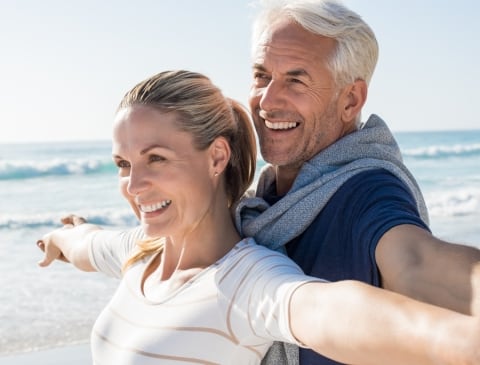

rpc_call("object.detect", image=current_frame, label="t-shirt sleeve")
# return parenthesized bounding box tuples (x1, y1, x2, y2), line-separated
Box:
(350, 170, 430, 273)
(219, 240, 325, 346)
(288, 169, 430, 286)
(247, 270, 322, 347)
(87, 226, 146, 278)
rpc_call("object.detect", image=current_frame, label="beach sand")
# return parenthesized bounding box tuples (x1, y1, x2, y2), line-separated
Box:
(0, 344, 91, 365)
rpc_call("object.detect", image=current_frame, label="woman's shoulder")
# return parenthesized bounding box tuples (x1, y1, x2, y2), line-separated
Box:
(221, 237, 303, 274)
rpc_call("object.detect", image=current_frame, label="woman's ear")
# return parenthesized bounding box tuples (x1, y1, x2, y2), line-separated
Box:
(209, 136, 231, 177)
(338, 79, 367, 123)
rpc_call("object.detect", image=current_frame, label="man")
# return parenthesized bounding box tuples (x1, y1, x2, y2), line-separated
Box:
(232, 0, 480, 364)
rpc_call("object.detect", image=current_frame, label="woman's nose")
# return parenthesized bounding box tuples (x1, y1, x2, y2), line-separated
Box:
(126, 167, 151, 196)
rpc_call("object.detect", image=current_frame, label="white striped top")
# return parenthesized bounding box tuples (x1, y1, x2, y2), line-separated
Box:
(88, 229, 321, 364)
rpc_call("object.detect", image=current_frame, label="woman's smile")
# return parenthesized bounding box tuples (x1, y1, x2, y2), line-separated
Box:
(139, 199, 172, 214)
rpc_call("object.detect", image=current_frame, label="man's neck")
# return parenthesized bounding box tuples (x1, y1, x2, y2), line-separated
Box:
(275, 165, 301, 196)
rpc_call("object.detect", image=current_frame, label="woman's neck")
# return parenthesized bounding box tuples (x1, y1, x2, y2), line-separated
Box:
(141, 216, 240, 299)
(157, 212, 240, 281)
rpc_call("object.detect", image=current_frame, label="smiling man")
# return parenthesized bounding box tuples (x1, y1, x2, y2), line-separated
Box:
(234, 1, 480, 364)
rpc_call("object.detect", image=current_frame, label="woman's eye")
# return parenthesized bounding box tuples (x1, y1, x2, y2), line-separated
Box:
(116, 160, 130, 168)
(149, 154, 166, 163)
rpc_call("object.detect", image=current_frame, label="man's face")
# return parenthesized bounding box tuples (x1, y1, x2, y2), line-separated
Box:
(249, 20, 348, 171)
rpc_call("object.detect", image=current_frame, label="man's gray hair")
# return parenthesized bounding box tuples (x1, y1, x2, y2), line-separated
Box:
(251, 0, 379, 89)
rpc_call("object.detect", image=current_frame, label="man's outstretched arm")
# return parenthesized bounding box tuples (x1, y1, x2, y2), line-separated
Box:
(376, 224, 480, 315)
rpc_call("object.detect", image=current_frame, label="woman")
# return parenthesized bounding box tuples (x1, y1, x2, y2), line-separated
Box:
(37, 70, 480, 365)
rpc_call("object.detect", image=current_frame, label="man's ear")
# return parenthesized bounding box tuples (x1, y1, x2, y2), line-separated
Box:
(209, 136, 231, 177)
(338, 79, 367, 123)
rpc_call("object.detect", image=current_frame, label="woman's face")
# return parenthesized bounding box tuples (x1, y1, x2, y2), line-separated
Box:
(112, 105, 217, 239)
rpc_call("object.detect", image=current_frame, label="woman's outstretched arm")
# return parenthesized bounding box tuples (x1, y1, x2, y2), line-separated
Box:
(290, 280, 480, 365)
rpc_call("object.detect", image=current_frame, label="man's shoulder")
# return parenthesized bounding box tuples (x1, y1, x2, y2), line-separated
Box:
(341, 168, 405, 187)
(303, 168, 419, 235)
(328, 168, 410, 205)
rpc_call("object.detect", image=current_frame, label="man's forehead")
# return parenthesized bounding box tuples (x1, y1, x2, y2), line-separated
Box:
(253, 32, 335, 78)
(254, 20, 336, 62)
(256, 19, 305, 48)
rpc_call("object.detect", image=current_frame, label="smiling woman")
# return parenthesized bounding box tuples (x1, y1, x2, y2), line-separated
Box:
(112, 106, 214, 237)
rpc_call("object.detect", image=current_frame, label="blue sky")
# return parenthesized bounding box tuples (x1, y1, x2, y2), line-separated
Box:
(1, 0, 479, 143)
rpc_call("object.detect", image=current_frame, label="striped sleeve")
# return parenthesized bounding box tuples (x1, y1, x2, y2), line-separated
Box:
(218, 239, 325, 346)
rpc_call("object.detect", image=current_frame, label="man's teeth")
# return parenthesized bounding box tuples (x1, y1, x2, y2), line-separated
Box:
(265, 120, 298, 130)
(140, 200, 172, 213)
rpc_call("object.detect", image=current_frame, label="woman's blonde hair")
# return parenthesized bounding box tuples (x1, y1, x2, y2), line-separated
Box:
(118, 70, 257, 269)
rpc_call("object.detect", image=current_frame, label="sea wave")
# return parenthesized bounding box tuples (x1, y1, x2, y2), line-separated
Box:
(2, 189, 478, 231)
(0, 158, 116, 180)
(425, 187, 480, 217)
(403, 143, 480, 159)
(0, 208, 138, 230)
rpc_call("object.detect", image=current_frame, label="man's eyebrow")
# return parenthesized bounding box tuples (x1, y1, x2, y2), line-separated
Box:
(252, 63, 267, 72)
(252, 64, 312, 81)
(286, 68, 312, 81)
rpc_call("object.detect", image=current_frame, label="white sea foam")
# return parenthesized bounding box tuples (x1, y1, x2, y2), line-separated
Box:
(0, 207, 138, 230)
(403, 143, 480, 158)
(0, 158, 113, 180)
(425, 187, 480, 217)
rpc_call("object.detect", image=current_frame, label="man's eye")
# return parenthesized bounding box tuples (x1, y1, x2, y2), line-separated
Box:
(288, 78, 304, 84)
(254, 72, 270, 80)
(253, 73, 271, 86)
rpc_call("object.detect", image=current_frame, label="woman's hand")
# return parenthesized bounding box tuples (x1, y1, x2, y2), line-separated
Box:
(37, 214, 87, 267)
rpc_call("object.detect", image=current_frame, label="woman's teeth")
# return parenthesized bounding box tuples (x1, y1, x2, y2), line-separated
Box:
(140, 200, 172, 213)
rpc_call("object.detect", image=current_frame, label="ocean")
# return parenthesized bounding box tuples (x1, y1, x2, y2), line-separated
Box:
(1, 129, 479, 355)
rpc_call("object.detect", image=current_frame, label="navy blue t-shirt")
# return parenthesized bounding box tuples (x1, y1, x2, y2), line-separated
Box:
(264, 169, 429, 365)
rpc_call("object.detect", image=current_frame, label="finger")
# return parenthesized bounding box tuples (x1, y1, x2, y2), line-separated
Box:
(61, 215, 75, 225)
(37, 241, 69, 264)
(36, 240, 45, 252)
(61, 214, 87, 226)
(72, 216, 87, 225)
(37, 239, 62, 267)
(37, 251, 57, 267)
